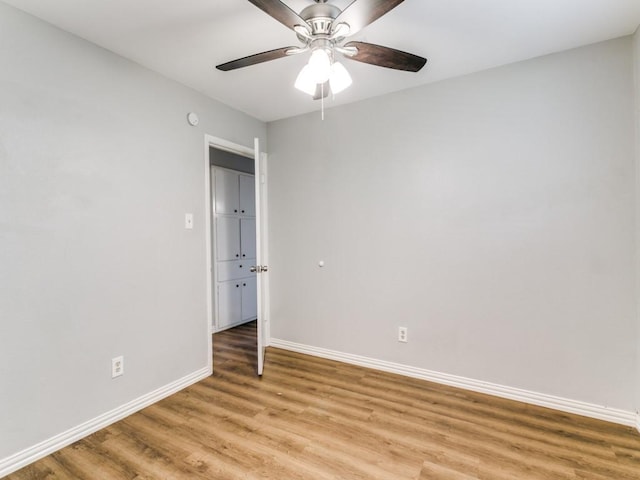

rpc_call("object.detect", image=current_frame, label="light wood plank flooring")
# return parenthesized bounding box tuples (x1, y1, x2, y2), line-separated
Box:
(7, 322, 640, 479)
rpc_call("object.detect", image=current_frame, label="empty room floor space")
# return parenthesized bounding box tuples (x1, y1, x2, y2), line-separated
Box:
(7, 324, 640, 479)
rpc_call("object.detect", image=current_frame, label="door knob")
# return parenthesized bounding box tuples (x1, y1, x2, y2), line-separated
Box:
(250, 266, 257, 273)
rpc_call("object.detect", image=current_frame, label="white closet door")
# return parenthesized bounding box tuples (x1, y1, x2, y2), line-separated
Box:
(215, 169, 240, 215)
(240, 218, 256, 260)
(215, 216, 240, 261)
(239, 174, 255, 216)
(241, 277, 257, 321)
(218, 281, 242, 328)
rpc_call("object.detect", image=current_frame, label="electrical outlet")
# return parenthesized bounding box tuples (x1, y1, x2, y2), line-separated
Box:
(112, 356, 124, 378)
(398, 327, 408, 343)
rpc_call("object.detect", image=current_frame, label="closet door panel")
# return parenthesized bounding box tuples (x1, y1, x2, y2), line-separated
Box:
(216, 217, 240, 261)
(240, 218, 256, 260)
(241, 277, 258, 321)
(217, 260, 246, 282)
(215, 169, 240, 215)
(218, 281, 242, 328)
(239, 174, 255, 216)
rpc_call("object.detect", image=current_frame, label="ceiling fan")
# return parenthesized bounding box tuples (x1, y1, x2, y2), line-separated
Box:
(216, 0, 427, 100)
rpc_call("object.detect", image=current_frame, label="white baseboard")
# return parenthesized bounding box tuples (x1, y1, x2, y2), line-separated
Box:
(269, 338, 638, 429)
(0, 366, 211, 478)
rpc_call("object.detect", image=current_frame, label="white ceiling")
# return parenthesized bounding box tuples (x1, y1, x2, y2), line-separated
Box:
(4, 0, 640, 122)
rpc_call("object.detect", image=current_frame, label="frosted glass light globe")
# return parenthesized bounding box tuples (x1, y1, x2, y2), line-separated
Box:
(308, 49, 331, 84)
(294, 65, 316, 96)
(329, 62, 352, 94)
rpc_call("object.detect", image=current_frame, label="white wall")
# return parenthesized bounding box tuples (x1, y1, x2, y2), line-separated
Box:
(267, 37, 637, 412)
(0, 1, 265, 464)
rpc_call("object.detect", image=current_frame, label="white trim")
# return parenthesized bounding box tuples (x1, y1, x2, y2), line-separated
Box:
(254, 138, 265, 375)
(0, 367, 210, 478)
(204, 138, 215, 365)
(260, 152, 271, 346)
(269, 338, 638, 428)
(204, 135, 270, 345)
(205, 135, 254, 159)
(634, 28, 640, 437)
(204, 134, 270, 362)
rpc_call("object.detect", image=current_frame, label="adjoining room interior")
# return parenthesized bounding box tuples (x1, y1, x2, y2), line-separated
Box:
(2, 0, 640, 478)
(209, 146, 259, 360)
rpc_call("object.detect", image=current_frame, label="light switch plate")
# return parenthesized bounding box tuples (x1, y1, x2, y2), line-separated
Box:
(185, 213, 194, 229)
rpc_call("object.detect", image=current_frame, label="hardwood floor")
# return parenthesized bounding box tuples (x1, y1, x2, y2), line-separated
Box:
(7, 322, 640, 479)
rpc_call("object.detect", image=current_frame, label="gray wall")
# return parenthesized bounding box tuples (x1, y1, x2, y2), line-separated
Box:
(267, 37, 637, 412)
(0, 2, 265, 460)
(210, 147, 254, 174)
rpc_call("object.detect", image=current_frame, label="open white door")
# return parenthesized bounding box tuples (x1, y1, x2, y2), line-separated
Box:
(253, 137, 267, 376)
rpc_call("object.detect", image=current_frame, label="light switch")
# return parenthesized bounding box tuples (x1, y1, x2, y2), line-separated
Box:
(185, 213, 194, 229)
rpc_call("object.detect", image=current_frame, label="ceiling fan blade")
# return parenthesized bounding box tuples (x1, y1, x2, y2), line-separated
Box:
(313, 82, 330, 101)
(216, 47, 297, 71)
(248, 0, 309, 32)
(333, 0, 405, 36)
(344, 41, 427, 72)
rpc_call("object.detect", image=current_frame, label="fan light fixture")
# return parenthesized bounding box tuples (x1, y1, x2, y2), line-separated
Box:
(295, 48, 352, 97)
(216, 0, 427, 108)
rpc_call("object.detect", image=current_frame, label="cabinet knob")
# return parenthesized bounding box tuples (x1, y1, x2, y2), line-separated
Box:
(243, 283, 246, 287)
(239, 265, 243, 268)
(236, 284, 239, 288)
(241, 210, 245, 213)
(235, 254, 239, 257)
(234, 209, 238, 213)
(242, 254, 246, 257)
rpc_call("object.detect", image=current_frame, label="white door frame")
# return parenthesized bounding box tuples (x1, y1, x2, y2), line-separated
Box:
(204, 134, 269, 372)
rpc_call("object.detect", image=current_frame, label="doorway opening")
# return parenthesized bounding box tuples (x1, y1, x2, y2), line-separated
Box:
(204, 135, 268, 376)
(210, 153, 257, 334)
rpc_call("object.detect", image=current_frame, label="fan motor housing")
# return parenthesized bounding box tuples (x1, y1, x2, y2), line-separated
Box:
(300, 3, 340, 36)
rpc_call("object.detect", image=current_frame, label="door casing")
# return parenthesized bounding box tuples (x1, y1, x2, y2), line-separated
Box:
(204, 135, 269, 374)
